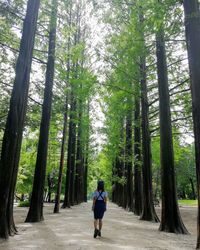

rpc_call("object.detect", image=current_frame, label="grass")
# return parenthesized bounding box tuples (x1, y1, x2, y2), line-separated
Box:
(178, 199, 197, 206)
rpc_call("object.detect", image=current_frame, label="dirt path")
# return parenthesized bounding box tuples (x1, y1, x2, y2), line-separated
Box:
(0, 202, 197, 250)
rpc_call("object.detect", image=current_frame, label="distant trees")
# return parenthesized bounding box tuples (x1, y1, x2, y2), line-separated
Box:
(61, 0, 94, 208)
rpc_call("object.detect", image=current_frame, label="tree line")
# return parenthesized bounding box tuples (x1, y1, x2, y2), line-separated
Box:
(1, 0, 200, 249)
(93, 0, 200, 248)
(0, 0, 95, 239)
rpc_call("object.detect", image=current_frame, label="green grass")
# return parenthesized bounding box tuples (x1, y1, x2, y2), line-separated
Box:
(178, 199, 197, 206)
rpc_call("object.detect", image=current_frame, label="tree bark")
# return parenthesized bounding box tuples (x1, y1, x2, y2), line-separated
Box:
(114, 153, 124, 207)
(54, 93, 69, 213)
(47, 174, 53, 203)
(140, 57, 159, 222)
(0, 0, 40, 238)
(83, 101, 90, 202)
(75, 100, 83, 204)
(68, 6, 80, 206)
(26, 0, 57, 222)
(183, 0, 200, 245)
(69, 92, 77, 207)
(62, 89, 76, 208)
(125, 109, 134, 211)
(133, 95, 142, 216)
(83, 149, 88, 202)
(156, 28, 188, 233)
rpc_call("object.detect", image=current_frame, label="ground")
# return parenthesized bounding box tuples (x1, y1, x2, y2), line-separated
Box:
(0, 202, 197, 250)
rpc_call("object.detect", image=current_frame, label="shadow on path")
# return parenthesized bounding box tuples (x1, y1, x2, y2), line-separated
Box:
(0, 202, 197, 250)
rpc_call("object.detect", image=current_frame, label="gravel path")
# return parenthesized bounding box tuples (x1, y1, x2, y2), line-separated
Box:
(0, 202, 197, 250)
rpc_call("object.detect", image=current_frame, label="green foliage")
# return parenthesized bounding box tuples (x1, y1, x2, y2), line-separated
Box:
(176, 144, 196, 199)
(88, 149, 113, 198)
(18, 200, 30, 207)
(16, 135, 37, 195)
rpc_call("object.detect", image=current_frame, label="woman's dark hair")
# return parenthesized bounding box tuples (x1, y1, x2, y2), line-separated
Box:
(97, 180, 104, 191)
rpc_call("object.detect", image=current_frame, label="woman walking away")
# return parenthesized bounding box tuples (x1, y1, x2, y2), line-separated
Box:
(92, 180, 107, 238)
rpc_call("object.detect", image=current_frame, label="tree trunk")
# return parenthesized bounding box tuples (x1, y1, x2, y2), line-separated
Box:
(116, 125, 125, 207)
(69, 92, 77, 207)
(54, 93, 69, 213)
(75, 101, 83, 204)
(68, 6, 80, 206)
(112, 161, 117, 203)
(62, 89, 76, 208)
(26, 0, 57, 222)
(133, 95, 142, 216)
(83, 101, 90, 202)
(156, 28, 188, 233)
(183, 0, 200, 244)
(0, 0, 40, 238)
(115, 154, 123, 207)
(122, 146, 127, 209)
(58, 2, 72, 208)
(140, 57, 159, 222)
(125, 110, 134, 211)
(83, 150, 88, 202)
(47, 173, 53, 203)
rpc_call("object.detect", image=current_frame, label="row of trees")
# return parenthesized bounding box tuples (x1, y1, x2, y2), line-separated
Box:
(95, 0, 200, 247)
(1, 0, 200, 248)
(0, 0, 95, 239)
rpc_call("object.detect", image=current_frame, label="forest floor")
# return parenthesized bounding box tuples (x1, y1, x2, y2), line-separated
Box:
(0, 201, 197, 250)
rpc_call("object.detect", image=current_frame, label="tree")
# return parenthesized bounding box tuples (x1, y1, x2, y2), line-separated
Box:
(183, 0, 200, 246)
(140, 56, 159, 222)
(26, 0, 58, 222)
(75, 96, 84, 204)
(125, 96, 134, 211)
(156, 26, 188, 233)
(133, 93, 142, 215)
(83, 101, 90, 202)
(53, 92, 69, 213)
(0, 0, 40, 238)
(62, 86, 77, 208)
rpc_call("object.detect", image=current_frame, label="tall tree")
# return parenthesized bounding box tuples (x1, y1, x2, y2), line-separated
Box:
(140, 57, 159, 222)
(26, 0, 58, 222)
(183, 0, 200, 246)
(125, 100, 134, 211)
(54, 7, 71, 211)
(0, 0, 40, 238)
(53, 92, 69, 213)
(156, 27, 188, 233)
(68, 88, 77, 206)
(62, 87, 77, 208)
(135, 5, 159, 222)
(133, 94, 142, 215)
(75, 98, 84, 204)
(83, 100, 90, 202)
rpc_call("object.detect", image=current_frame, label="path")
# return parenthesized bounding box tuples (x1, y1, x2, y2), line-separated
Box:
(0, 202, 197, 250)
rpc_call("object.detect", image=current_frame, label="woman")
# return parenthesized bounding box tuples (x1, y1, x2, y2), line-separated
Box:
(92, 180, 107, 238)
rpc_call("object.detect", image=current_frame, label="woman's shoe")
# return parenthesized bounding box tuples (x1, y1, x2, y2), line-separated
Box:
(94, 229, 99, 238)
(98, 230, 101, 237)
